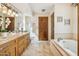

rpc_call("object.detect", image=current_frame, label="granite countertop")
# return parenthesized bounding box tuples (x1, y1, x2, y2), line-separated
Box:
(0, 32, 29, 45)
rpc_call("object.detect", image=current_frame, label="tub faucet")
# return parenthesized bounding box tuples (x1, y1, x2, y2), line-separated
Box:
(57, 38, 63, 42)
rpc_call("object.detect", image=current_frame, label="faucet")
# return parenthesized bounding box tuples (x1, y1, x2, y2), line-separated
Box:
(57, 37, 63, 42)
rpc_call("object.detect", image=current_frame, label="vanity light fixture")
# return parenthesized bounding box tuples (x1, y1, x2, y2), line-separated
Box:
(1, 3, 20, 17)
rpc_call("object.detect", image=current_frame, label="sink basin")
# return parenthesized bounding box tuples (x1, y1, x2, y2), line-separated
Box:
(10, 33, 16, 36)
(0, 32, 16, 40)
(1, 33, 9, 38)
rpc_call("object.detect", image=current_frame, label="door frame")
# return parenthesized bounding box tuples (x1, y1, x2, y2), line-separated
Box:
(77, 3, 79, 56)
(38, 16, 48, 41)
(51, 13, 54, 39)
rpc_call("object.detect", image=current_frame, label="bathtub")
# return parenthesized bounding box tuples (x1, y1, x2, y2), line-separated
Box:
(54, 39, 77, 56)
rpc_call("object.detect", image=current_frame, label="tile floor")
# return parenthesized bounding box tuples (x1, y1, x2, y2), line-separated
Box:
(22, 41, 53, 56)
(22, 33, 53, 56)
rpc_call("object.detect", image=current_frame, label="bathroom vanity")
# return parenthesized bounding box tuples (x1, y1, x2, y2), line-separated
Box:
(0, 32, 30, 56)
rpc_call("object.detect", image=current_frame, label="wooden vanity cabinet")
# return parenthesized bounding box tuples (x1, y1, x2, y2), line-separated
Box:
(0, 40, 16, 56)
(23, 34, 30, 48)
(17, 37, 26, 55)
(0, 33, 30, 56)
(6, 40, 16, 56)
(0, 43, 9, 56)
(16, 34, 30, 56)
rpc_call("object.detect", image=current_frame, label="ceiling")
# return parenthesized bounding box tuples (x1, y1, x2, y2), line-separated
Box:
(29, 3, 54, 15)
(11, 3, 54, 15)
(11, 3, 32, 13)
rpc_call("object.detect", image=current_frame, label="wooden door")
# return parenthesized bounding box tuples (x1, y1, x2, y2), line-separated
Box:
(51, 13, 54, 39)
(39, 17, 48, 41)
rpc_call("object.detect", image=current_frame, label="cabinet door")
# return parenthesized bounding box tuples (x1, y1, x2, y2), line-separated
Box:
(0, 43, 9, 56)
(18, 44, 24, 55)
(16, 34, 30, 56)
(6, 46, 16, 56)
(0, 49, 9, 56)
(8, 40, 16, 56)
(24, 34, 30, 48)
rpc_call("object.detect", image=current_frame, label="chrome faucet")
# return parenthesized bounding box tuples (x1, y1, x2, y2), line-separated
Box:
(57, 38, 63, 42)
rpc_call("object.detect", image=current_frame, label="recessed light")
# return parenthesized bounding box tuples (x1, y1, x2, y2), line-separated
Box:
(42, 9, 46, 12)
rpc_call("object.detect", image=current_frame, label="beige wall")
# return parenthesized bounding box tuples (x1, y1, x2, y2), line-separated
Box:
(49, 3, 77, 40)
(31, 16, 38, 36)
(25, 16, 31, 32)
(72, 6, 77, 40)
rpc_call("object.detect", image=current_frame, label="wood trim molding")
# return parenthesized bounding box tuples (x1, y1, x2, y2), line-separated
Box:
(77, 3, 79, 56)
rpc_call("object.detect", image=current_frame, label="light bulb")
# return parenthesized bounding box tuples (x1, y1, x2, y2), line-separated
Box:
(13, 11, 16, 15)
(2, 6, 7, 14)
(8, 9, 12, 15)
(11, 12, 14, 17)
(15, 13, 18, 16)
